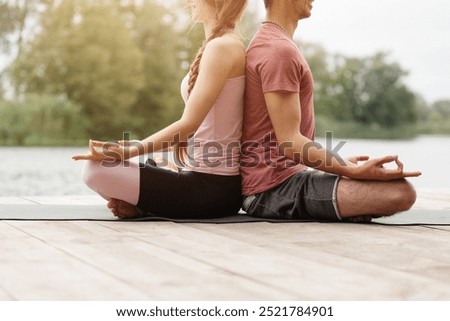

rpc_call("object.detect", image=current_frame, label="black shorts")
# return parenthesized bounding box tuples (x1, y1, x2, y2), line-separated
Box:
(242, 170, 341, 221)
(137, 159, 242, 219)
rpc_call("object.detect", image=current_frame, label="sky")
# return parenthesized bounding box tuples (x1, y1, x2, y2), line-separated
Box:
(251, 0, 450, 104)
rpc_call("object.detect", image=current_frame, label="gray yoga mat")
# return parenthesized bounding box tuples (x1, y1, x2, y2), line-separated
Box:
(0, 204, 449, 225)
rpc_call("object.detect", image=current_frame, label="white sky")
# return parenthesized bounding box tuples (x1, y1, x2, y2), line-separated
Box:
(266, 0, 450, 103)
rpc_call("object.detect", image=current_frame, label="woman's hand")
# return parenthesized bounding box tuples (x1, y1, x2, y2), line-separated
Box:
(72, 140, 141, 161)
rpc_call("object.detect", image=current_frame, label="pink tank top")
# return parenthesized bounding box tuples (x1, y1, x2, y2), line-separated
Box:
(180, 75, 245, 176)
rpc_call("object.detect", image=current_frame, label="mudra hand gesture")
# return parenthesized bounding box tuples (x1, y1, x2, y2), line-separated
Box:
(345, 155, 422, 181)
(72, 140, 141, 161)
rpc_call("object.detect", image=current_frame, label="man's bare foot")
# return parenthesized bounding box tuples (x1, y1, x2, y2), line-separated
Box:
(107, 198, 143, 219)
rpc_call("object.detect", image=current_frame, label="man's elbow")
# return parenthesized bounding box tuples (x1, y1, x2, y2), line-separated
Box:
(278, 142, 301, 163)
(278, 138, 323, 165)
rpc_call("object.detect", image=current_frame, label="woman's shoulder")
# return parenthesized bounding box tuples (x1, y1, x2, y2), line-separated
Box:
(202, 34, 246, 78)
(205, 34, 245, 58)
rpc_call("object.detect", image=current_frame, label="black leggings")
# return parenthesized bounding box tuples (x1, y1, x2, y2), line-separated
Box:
(136, 159, 242, 219)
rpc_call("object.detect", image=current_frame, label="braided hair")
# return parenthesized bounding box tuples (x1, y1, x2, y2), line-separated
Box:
(187, 0, 247, 94)
(174, 0, 246, 168)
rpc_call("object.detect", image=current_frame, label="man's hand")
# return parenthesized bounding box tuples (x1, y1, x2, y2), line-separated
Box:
(346, 155, 370, 166)
(347, 155, 422, 181)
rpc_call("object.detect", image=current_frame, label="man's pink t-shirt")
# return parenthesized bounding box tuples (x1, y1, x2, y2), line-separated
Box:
(241, 24, 315, 196)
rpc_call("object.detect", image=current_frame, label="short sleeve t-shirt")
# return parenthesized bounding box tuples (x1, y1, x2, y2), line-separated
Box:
(241, 24, 315, 195)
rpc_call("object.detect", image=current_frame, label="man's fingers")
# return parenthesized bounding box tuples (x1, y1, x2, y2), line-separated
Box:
(347, 155, 369, 165)
(356, 155, 370, 162)
(380, 168, 422, 179)
(375, 155, 398, 166)
(402, 171, 422, 177)
(377, 156, 421, 178)
(395, 157, 404, 172)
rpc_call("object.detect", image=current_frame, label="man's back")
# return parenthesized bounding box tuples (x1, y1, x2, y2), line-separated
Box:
(241, 23, 315, 196)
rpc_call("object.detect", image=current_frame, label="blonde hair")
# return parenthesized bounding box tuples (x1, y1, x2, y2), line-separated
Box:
(187, 0, 247, 94)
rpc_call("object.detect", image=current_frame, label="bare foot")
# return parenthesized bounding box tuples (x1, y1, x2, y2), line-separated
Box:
(107, 199, 143, 219)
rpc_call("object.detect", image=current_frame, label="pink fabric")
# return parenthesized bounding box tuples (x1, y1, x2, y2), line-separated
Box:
(181, 75, 245, 176)
(82, 160, 140, 205)
(241, 24, 315, 195)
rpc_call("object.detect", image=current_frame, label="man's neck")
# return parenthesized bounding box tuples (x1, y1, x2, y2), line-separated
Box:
(265, 12, 298, 38)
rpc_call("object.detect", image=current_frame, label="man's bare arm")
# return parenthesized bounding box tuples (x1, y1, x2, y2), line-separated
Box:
(264, 91, 421, 180)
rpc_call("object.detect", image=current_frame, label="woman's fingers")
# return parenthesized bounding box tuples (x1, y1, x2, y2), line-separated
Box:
(72, 154, 93, 161)
(90, 140, 105, 147)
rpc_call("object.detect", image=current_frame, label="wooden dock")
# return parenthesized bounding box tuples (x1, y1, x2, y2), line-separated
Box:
(1, 190, 449, 301)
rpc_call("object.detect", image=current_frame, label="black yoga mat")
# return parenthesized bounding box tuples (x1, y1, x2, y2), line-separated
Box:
(0, 204, 449, 225)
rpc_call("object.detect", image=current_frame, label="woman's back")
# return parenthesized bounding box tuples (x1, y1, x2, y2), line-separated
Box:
(182, 74, 245, 175)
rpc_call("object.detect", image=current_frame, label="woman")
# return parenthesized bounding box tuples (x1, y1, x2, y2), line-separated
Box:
(73, 0, 247, 219)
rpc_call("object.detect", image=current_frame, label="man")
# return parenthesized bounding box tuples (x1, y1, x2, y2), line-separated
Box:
(241, 0, 421, 222)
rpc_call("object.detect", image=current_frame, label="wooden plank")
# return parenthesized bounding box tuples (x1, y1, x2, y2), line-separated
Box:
(415, 190, 450, 210)
(194, 222, 450, 299)
(0, 221, 150, 300)
(20, 195, 104, 206)
(0, 286, 14, 300)
(0, 197, 36, 205)
(100, 221, 450, 300)
(6, 221, 294, 300)
(422, 226, 450, 232)
(195, 222, 450, 285)
(3, 208, 450, 300)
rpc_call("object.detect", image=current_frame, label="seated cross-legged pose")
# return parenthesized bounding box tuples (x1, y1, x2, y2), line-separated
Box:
(240, 0, 422, 222)
(73, 0, 248, 219)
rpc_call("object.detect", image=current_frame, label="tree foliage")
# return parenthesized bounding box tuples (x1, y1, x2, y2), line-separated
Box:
(0, 94, 88, 145)
(124, 0, 191, 138)
(0, 1, 16, 53)
(304, 46, 419, 129)
(10, 0, 145, 138)
(2, 1, 445, 145)
(429, 100, 450, 120)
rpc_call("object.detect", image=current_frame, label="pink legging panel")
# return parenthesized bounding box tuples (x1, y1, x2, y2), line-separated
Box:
(82, 160, 140, 205)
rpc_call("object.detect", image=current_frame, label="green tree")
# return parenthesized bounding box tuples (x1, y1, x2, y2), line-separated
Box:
(0, 1, 16, 96)
(0, 1, 17, 53)
(429, 100, 450, 120)
(417, 99, 450, 135)
(0, 0, 53, 56)
(123, 0, 189, 138)
(312, 52, 418, 128)
(1, 0, 54, 89)
(10, 0, 145, 139)
(0, 94, 88, 145)
(300, 43, 341, 119)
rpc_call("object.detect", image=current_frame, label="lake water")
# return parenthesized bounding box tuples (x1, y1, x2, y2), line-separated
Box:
(0, 135, 449, 196)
